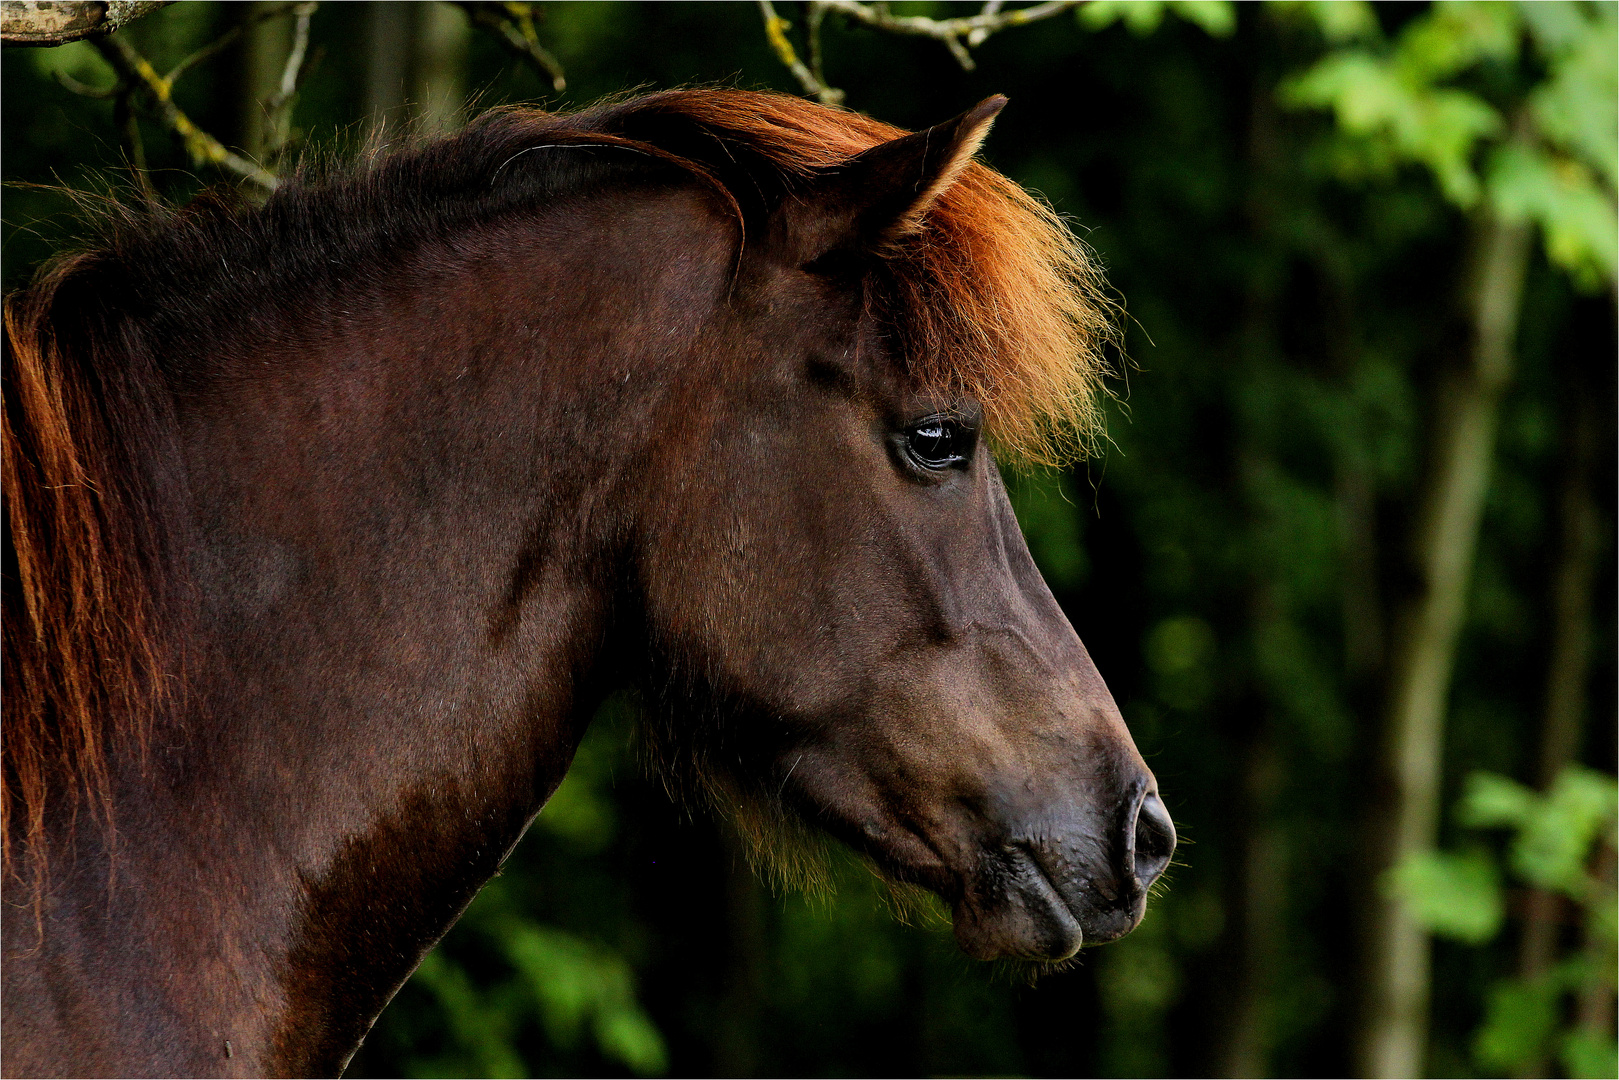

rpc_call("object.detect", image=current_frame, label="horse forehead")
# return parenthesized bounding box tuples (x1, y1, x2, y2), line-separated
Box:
(724, 268, 887, 373)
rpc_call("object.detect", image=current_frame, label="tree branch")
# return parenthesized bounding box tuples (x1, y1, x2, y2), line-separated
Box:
(456, 2, 565, 92)
(91, 33, 280, 190)
(816, 0, 1081, 71)
(51, 65, 118, 97)
(113, 86, 155, 200)
(966, 0, 1006, 47)
(758, 0, 843, 105)
(162, 1, 306, 85)
(2, 0, 170, 47)
(760, 0, 1081, 102)
(262, 2, 317, 162)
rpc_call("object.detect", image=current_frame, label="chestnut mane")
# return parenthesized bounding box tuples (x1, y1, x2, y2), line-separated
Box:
(1, 88, 1115, 881)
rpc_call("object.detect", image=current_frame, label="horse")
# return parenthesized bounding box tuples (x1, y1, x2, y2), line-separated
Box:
(1, 88, 1175, 1077)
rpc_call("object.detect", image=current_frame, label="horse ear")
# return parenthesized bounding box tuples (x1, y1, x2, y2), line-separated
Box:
(776, 95, 1008, 265)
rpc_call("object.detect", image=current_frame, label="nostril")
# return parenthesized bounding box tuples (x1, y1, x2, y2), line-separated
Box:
(1132, 793, 1176, 888)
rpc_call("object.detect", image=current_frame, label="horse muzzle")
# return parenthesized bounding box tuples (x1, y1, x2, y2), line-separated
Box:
(949, 784, 1176, 961)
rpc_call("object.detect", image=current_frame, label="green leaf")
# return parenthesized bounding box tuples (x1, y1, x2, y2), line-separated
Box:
(1165, 1, 1236, 37)
(1081, 0, 1168, 34)
(1561, 1030, 1619, 1080)
(1387, 849, 1504, 943)
(1393, 2, 1520, 84)
(596, 1005, 672, 1075)
(1280, 51, 1503, 205)
(407, 952, 527, 1078)
(1519, 0, 1590, 55)
(1509, 766, 1619, 894)
(1458, 769, 1536, 829)
(1266, 0, 1381, 44)
(1473, 977, 1560, 1072)
(1528, 2, 1619, 190)
(498, 922, 669, 1075)
(1490, 140, 1618, 289)
(1080, 0, 1235, 37)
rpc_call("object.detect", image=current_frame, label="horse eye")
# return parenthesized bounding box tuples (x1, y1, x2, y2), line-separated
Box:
(905, 417, 968, 471)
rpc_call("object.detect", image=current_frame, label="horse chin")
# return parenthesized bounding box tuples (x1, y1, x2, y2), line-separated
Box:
(947, 850, 1149, 961)
(949, 855, 1085, 962)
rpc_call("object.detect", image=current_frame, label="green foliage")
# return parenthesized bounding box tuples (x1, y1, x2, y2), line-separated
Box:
(1524, 2, 1619, 190)
(1080, 0, 1236, 38)
(1563, 1027, 1619, 1079)
(1392, 766, 1618, 1076)
(1460, 766, 1619, 895)
(1094, 908, 1180, 1077)
(397, 882, 668, 1078)
(1472, 957, 1619, 1079)
(1474, 973, 1563, 1074)
(1388, 848, 1504, 944)
(1278, 0, 1619, 286)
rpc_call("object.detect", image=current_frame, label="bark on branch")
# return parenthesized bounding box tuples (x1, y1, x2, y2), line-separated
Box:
(1, 0, 169, 47)
(456, 2, 565, 92)
(91, 33, 280, 190)
(760, 0, 1081, 105)
(817, 0, 1081, 70)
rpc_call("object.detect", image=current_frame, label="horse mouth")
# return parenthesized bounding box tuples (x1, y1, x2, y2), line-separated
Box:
(949, 845, 1088, 961)
(942, 833, 1154, 962)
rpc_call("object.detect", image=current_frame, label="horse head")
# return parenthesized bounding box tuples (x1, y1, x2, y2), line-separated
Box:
(633, 97, 1174, 960)
(2, 89, 1174, 1077)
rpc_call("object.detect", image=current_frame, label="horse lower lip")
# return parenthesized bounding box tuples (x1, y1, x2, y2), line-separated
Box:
(953, 849, 1084, 961)
(1024, 852, 1086, 943)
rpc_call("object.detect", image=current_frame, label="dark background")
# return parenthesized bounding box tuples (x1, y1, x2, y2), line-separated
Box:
(3, 3, 1614, 1076)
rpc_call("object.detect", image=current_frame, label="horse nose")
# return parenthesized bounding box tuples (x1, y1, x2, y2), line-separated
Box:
(1130, 790, 1175, 890)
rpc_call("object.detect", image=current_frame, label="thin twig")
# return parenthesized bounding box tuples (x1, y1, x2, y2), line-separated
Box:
(806, 1, 832, 93)
(263, 2, 317, 162)
(91, 35, 279, 190)
(822, 0, 1080, 37)
(113, 91, 156, 200)
(967, 0, 1006, 47)
(758, 0, 844, 105)
(457, 2, 565, 92)
(818, 0, 1081, 71)
(761, 0, 1080, 102)
(163, 1, 305, 84)
(277, 4, 315, 98)
(52, 69, 119, 99)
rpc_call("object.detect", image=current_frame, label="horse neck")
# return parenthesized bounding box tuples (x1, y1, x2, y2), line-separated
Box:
(34, 193, 731, 1075)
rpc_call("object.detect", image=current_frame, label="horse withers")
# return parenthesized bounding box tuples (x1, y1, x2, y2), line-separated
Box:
(1, 90, 1174, 1076)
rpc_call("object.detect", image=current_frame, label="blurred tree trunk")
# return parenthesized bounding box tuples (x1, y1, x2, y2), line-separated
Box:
(1514, 352, 1600, 1076)
(1355, 205, 1533, 1078)
(1221, 67, 1289, 1078)
(715, 850, 765, 1077)
(238, 2, 291, 163)
(365, 2, 467, 141)
(1223, 724, 1286, 1078)
(1528, 389, 1598, 802)
(1573, 840, 1618, 1057)
(365, 1, 412, 139)
(413, 2, 468, 136)
(1315, 252, 1384, 684)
